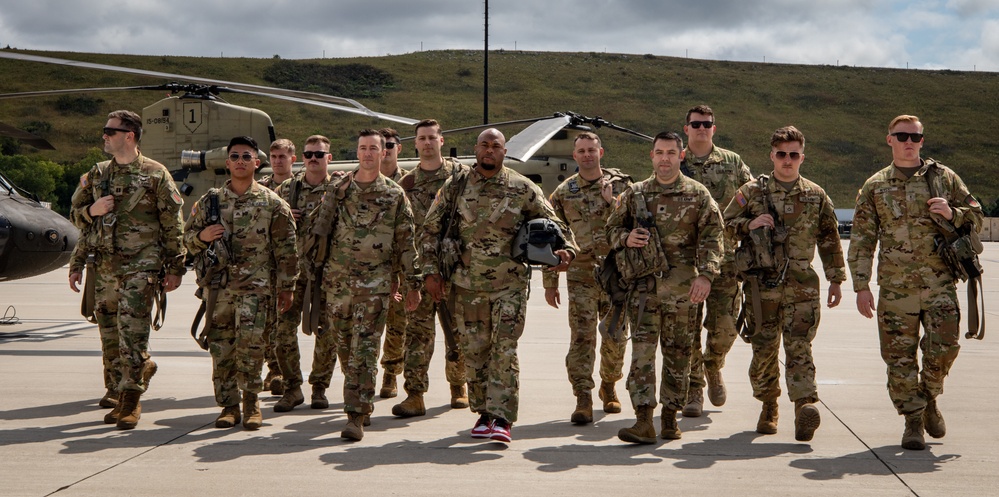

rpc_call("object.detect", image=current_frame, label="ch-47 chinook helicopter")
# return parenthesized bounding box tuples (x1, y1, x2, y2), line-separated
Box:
(0, 51, 653, 223)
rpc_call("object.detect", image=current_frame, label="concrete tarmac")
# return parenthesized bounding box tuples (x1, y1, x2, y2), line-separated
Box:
(1, 240, 997, 497)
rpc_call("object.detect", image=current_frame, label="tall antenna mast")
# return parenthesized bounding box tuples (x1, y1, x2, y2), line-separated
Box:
(483, 0, 489, 125)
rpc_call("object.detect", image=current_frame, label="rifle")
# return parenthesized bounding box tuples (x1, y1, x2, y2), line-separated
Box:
(190, 191, 230, 350)
(434, 170, 469, 362)
(736, 176, 788, 343)
(301, 173, 352, 336)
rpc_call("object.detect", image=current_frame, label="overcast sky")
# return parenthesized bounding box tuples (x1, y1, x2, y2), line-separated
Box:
(1, 0, 998, 71)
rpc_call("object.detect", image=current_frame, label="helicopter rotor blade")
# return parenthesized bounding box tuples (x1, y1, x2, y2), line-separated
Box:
(0, 122, 55, 150)
(222, 88, 417, 125)
(504, 114, 573, 162)
(0, 85, 176, 101)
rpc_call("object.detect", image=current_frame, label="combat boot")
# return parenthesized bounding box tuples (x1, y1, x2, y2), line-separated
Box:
(99, 388, 118, 409)
(794, 399, 821, 442)
(273, 386, 304, 413)
(104, 392, 125, 424)
(116, 390, 142, 430)
(450, 384, 469, 409)
(598, 381, 622, 413)
(140, 359, 158, 390)
(682, 388, 704, 417)
(660, 407, 681, 440)
(706, 369, 727, 407)
(341, 412, 365, 441)
(311, 385, 329, 409)
(379, 372, 398, 399)
(242, 391, 262, 430)
(263, 370, 284, 396)
(617, 405, 657, 444)
(756, 400, 778, 435)
(923, 398, 946, 438)
(392, 393, 427, 417)
(902, 413, 926, 450)
(570, 391, 594, 425)
(214, 405, 241, 428)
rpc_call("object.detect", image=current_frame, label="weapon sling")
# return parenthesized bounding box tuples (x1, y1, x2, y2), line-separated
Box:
(435, 169, 470, 362)
(739, 176, 788, 343)
(302, 173, 353, 336)
(81, 254, 97, 323)
(190, 191, 227, 350)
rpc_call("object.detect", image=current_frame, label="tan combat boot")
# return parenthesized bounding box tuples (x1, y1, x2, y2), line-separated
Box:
(242, 391, 262, 430)
(794, 399, 821, 442)
(104, 392, 125, 424)
(273, 386, 304, 413)
(263, 370, 284, 396)
(570, 391, 593, 425)
(140, 359, 158, 389)
(598, 381, 622, 414)
(923, 398, 946, 438)
(617, 405, 657, 444)
(392, 393, 427, 417)
(116, 390, 142, 430)
(682, 388, 704, 417)
(311, 385, 329, 409)
(661, 407, 681, 440)
(215, 405, 241, 428)
(99, 388, 118, 408)
(902, 413, 926, 450)
(756, 400, 778, 435)
(706, 369, 727, 407)
(450, 384, 469, 409)
(342, 412, 365, 441)
(379, 372, 397, 399)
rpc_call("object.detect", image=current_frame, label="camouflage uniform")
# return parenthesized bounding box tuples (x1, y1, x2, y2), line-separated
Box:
(258, 174, 285, 389)
(68, 240, 121, 394)
(543, 169, 630, 396)
(724, 175, 845, 403)
(420, 166, 577, 423)
(681, 146, 752, 392)
(605, 175, 723, 411)
(848, 159, 983, 416)
(397, 159, 468, 395)
(320, 174, 419, 416)
(69, 155, 186, 394)
(380, 168, 408, 383)
(184, 180, 299, 407)
(273, 173, 332, 392)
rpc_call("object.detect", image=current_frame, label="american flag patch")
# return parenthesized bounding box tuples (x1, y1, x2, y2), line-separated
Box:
(80, 174, 89, 188)
(735, 190, 747, 207)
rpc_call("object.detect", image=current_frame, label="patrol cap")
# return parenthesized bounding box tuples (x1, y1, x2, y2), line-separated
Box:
(227, 135, 259, 153)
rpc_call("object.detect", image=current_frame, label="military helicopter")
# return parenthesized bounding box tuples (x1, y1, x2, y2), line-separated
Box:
(0, 168, 79, 281)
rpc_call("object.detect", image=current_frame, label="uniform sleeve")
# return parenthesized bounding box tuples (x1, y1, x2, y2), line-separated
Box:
(68, 240, 88, 274)
(542, 188, 567, 289)
(738, 160, 754, 184)
(722, 183, 755, 239)
(69, 168, 98, 230)
(418, 178, 448, 278)
(696, 195, 724, 282)
(270, 198, 300, 294)
(945, 170, 985, 232)
(156, 172, 187, 276)
(393, 193, 421, 290)
(816, 194, 847, 284)
(183, 195, 210, 257)
(605, 186, 636, 251)
(847, 183, 879, 292)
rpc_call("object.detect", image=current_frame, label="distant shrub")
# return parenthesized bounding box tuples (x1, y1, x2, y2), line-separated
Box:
(263, 60, 395, 98)
(457, 67, 473, 77)
(54, 95, 104, 115)
(23, 120, 52, 136)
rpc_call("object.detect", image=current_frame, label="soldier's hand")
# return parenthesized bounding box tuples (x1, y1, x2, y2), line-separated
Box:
(405, 289, 422, 312)
(163, 274, 182, 293)
(69, 272, 82, 293)
(856, 289, 876, 319)
(425, 274, 444, 302)
(549, 249, 574, 272)
(927, 197, 954, 221)
(88, 195, 115, 217)
(627, 228, 650, 248)
(199, 224, 225, 243)
(291, 208, 303, 221)
(748, 214, 775, 230)
(277, 290, 294, 313)
(827, 282, 842, 308)
(544, 288, 560, 309)
(689, 276, 711, 304)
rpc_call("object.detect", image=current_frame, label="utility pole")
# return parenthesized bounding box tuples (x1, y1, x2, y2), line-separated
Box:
(483, 0, 489, 124)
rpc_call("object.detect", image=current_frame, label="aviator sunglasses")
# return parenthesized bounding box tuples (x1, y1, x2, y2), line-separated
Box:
(774, 151, 802, 160)
(228, 152, 255, 162)
(890, 132, 924, 142)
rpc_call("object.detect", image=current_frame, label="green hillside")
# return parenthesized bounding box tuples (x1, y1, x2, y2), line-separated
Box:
(2, 48, 998, 209)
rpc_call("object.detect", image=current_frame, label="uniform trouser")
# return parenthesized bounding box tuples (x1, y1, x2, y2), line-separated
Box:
(95, 269, 156, 393)
(380, 291, 407, 376)
(454, 285, 528, 423)
(746, 295, 820, 403)
(877, 284, 960, 416)
(401, 287, 466, 395)
(566, 279, 626, 395)
(689, 261, 741, 390)
(329, 292, 389, 415)
(207, 292, 269, 407)
(626, 292, 699, 411)
(304, 282, 338, 389)
(267, 278, 305, 390)
(91, 260, 121, 392)
(263, 298, 281, 380)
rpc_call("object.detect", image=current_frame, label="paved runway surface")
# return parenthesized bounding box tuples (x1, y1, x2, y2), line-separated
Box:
(2, 241, 997, 497)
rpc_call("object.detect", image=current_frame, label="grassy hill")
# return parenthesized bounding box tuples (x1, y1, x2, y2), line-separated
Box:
(2, 48, 998, 208)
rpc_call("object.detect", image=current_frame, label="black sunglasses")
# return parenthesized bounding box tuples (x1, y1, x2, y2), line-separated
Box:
(302, 150, 328, 159)
(688, 120, 714, 129)
(228, 153, 255, 162)
(385, 141, 398, 149)
(103, 127, 132, 136)
(891, 132, 924, 143)
(774, 151, 802, 160)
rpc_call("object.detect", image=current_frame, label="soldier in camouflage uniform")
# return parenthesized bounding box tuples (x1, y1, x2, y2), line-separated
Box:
(848, 115, 984, 451)
(681, 104, 753, 417)
(271, 136, 335, 413)
(258, 138, 296, 396)
(420, 128, 577, 443)
(724, 126, 845, 442)
(184, 136, 299, 431)
(391, 119, 469, 418)
(317, 129, 422, 441)
(69, 110, 186, 430)
(543, 131, 630, 425)
(606, 131, 723, 443)
(378, 127, 408, 400)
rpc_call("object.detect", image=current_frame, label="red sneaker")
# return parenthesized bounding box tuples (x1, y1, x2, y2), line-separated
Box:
(471, 414, 492, 439)
(490, 418, 512, 443)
